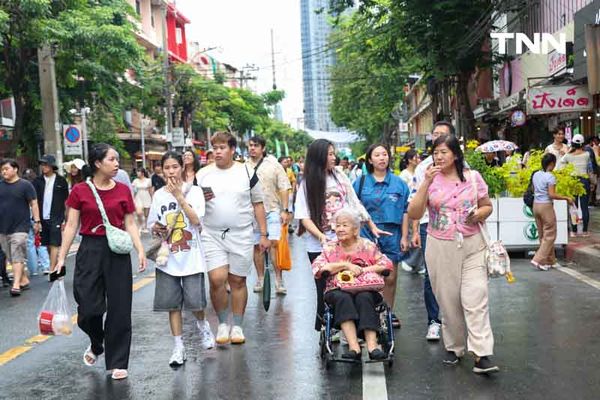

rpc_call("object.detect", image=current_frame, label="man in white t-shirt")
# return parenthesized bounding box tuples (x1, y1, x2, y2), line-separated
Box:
(412, 121, 454, 341)
(196, 132, 270, 346)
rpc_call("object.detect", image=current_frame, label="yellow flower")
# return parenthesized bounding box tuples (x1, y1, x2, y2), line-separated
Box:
(466, 140, 480, 151)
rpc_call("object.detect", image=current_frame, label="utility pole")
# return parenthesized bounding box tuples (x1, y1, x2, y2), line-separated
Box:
(270, 29, 283, 121)
(161, 3, 173, 148)
(37, 45, 63, 170)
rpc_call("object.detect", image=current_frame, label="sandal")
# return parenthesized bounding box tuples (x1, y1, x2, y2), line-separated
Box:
(20, 284, 30, 291)
(111, 369, 128, 380)
(10, 287, 21, 297)
(83, 346, 97, 366)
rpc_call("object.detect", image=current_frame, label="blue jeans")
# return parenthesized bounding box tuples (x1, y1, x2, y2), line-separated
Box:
(26, 229, 39, 274)
(38, 244, 50, 271)
(420, 223, 440, 325)
(572, 177, 590, 232)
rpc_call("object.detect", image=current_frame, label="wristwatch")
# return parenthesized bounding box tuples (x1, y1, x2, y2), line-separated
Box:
(283, 208, 290, 213)
(34, 220, 41, 224)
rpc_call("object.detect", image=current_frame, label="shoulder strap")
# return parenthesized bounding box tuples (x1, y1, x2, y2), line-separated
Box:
(85, 178, 111, 227)
(357, 174, 366, 200)
(245, 164, 259, 190)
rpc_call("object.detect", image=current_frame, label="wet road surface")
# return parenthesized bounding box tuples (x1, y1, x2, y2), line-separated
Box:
(0, 235, 599, 400)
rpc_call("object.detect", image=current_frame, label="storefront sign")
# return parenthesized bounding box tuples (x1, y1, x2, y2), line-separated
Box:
(526, 85, 593, 115)
(548, 50, 567, 76)
(498, 91, 522, 113)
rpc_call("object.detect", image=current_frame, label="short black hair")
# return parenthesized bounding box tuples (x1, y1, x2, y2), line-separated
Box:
(161, 151, 183, 168)
(278, 156, 287, 163)
(342, 156, 349, 161)
(433, 120, 455, 136)
(1, 158, 20, 172)
(249, 135, 266, 148)
(541, 153, 556, 171)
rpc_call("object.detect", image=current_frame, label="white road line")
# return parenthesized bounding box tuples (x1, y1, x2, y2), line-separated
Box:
(362, 356, 388, 400)
(556, 264, 600, 291)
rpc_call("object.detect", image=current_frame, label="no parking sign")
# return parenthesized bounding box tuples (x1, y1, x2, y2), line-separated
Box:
(63, 125, 82, 156)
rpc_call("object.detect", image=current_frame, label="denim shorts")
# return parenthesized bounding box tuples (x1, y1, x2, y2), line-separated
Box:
(153, 269, 207, 311)
(254, 211, 282, 243)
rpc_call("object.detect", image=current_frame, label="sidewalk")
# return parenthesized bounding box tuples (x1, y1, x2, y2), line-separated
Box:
(564, 206, 600, 273)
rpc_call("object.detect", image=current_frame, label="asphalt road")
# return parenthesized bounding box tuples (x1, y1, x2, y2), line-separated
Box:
(0, 235, 599, 400)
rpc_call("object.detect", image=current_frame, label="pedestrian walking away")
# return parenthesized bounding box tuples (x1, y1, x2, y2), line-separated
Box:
(408, 134, 499, 374)
(54, 143, 147, 380)
(0, 159, 41, 297)
(196, 131, 270, 346)
(531, 154, 574, 270)
(33, 154, 69, 276)
(247, 136, 292, 295)
(132, 168, 152, 233)
(353, 143, 410, 329)
(294, 138, 387, 331)
(148, 151, 214, 366)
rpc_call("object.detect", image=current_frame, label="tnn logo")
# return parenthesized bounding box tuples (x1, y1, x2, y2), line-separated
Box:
(491, 33, 566, 55)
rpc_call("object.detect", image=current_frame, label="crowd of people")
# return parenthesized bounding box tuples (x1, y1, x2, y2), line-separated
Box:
(8, 120, 594, 379)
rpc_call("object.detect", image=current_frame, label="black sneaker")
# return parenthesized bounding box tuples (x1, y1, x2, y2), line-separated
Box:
(341, 350, 361, 361)
(369, 348, 387, 360)
(473, 356, 499, 374)
(442, 351, 460, 365)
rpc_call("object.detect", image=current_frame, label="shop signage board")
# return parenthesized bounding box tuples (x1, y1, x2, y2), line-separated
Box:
(526, 85, 593, 115)
(63, 125, 82, 156)
(170, 127, 185, 147)
(548, 50, 568, 76)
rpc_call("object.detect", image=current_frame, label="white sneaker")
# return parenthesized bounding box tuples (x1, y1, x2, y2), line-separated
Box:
(216, 323, 231, 345)
(275, 280, 287, 295)
(426, 321, 441, 341)
(169, 346, 186, 366)
(230, 325, 245, 344)
(197, 320, 215, 349)
(253, 280, 263, 293)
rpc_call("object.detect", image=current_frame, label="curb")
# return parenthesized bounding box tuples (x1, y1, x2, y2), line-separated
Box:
(564, 241, 600, 274)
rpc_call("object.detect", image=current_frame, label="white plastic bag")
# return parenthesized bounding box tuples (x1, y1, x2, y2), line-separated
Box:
(38, 280, 74, 336)
(569, 203, 582, 225)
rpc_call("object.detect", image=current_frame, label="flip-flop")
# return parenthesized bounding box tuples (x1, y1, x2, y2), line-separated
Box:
(111, 369, 128, 380)
(10, 288, 21, 297)
(83, 346, 97, 366)
(20, 284, 30, 291)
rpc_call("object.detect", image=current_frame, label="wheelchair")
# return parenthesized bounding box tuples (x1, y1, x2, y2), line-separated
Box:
(318, 270, 395, 369)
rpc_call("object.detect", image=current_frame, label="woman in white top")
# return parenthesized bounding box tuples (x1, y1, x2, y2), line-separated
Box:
(132, 168, 152, 232)
(399, 150, 424, 273)
(531, 154, 574, 270)
(558, 134, 591, 236)
(544, 127, 569, 158)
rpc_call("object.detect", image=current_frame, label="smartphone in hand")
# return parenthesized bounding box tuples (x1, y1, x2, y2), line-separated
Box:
(49, 266, 66, 282)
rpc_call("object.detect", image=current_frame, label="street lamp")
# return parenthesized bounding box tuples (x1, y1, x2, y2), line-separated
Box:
(69, 106, 90, 161)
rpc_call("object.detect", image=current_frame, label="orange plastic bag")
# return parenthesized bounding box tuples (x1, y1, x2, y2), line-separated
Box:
(277, 224, 292, 270)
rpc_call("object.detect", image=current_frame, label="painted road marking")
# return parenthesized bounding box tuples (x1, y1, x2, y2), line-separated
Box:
(0, 272, 156, 367)
(556, 265, 600, 291)
(362, 354, 388, 400)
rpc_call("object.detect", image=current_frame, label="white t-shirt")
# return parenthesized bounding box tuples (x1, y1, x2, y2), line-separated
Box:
(43, 174, 56, 220)
(195, 163, 264, 231)
(414, 156, 433, 225)
(295, 175, 348, 253)
(147, 185, 206, 276)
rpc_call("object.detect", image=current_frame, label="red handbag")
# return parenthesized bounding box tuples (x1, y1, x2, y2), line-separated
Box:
(333, 257, 385, 293)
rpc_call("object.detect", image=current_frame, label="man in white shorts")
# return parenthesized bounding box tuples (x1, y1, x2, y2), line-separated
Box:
(247, 136, 291, 295)
(196, 131, 270, 345)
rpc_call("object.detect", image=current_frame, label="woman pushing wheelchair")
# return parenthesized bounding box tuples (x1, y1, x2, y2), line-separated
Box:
(312, 208, 393, 361)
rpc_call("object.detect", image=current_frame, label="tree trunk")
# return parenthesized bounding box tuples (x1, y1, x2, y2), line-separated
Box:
(457, 70, 475, 140)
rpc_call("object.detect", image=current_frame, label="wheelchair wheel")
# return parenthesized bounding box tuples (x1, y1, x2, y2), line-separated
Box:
(319, 330, 327, 359)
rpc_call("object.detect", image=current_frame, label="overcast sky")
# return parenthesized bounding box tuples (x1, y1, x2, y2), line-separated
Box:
(176, 0, 304, 129)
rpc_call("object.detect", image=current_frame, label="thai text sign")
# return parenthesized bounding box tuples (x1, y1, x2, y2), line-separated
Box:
(526, 85, 593, 115)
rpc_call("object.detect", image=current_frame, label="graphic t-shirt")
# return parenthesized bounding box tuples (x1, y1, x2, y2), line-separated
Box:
(0, 179, 37, 234)
(147, 185, 207, 276)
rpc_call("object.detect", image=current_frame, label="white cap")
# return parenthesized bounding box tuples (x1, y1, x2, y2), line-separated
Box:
(572, 134, 584, 144)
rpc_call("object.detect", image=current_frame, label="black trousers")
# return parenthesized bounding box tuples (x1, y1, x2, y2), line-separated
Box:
(74, 236, 133, 370)
(324, 290, 382, 333)
(308, 252, 325, 331)
(0, 247, 9, 283)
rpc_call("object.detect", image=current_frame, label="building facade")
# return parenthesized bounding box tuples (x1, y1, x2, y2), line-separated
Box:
(300, 0, 344, 132)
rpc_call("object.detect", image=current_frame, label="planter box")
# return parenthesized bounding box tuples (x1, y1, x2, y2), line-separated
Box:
(495, 198, 568, 248)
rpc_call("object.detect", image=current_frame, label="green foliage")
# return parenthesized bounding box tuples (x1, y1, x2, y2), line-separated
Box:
(262, 90, 286, 107)
(464, 149, 506, 197)
(257, 120, 313, 160)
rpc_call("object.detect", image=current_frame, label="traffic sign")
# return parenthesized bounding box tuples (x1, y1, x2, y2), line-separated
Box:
(171, 127, 185, 147)
(63, 125, 82, 156)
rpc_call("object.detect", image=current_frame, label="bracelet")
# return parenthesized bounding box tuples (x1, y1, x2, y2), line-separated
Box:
(34, 220, 41, 224)
(260, 233, 268, 237)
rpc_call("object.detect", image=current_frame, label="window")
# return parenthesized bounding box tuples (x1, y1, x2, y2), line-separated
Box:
(135, 0, 141, 15)
(151, 13, 155, 28)
(176, 27, 183, 45)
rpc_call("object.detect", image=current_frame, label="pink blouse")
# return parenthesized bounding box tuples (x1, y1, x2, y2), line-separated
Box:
(427, 170, 489, 240)
(312, 238, 393, 293)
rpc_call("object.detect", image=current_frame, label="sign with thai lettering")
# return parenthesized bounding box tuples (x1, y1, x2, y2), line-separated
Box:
(548, 50, 567, 76)
(526, 85, 593, 115)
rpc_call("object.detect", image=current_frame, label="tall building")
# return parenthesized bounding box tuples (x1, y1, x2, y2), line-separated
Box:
(300, 0, 344, 132)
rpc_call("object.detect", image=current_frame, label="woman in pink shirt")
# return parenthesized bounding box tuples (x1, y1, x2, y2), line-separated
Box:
(408, 135, 498, 375)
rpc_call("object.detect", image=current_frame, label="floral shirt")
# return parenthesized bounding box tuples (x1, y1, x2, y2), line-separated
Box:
(311, 238, 393, 293)
(427, 170, 489, 240)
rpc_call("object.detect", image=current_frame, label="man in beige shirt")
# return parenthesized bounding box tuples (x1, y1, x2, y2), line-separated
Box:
(247, 136, 292, 294)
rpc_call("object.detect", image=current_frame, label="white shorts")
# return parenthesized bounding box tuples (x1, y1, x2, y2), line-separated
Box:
(254, 211, 282, 244)
(201, 227, 254, 277)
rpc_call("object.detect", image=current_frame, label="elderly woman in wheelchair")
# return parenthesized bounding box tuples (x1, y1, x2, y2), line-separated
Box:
(312, 208, 393, 362)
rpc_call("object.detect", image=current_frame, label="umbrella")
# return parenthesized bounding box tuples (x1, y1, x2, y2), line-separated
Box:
(262, 252, 271, 312)
(476, 140, 518, 153)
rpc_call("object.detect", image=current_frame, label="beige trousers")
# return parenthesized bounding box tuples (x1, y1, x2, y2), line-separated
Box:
(532, 202, 557, 266)
(425, 234, 494, 357)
